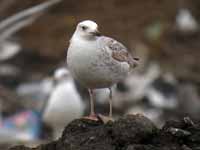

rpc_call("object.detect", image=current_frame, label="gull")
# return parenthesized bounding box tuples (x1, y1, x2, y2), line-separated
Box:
(42, 68, 84, 138)
(67, 20, 138, 119)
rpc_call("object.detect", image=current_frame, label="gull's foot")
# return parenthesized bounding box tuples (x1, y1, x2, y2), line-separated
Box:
(97, 114, 114, 124)
(82, 114, 99, 121)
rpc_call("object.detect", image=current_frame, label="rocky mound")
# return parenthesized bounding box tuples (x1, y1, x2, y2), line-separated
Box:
(9, 114, 200, 150)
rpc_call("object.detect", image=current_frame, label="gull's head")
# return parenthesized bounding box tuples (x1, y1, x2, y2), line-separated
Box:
(73, 20, 101, 40)
(54, 68, 70, 81)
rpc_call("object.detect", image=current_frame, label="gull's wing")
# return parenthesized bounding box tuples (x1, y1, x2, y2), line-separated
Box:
(98, 36, 139, 68)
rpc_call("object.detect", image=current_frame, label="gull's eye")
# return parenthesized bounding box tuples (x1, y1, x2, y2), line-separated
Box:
(81, 26, 87, 30)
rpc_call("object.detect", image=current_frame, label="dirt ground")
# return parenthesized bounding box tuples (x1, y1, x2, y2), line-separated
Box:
(9, 115, 200, 150)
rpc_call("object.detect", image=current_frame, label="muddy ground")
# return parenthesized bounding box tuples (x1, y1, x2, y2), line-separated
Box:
(9, 115, 200, 150)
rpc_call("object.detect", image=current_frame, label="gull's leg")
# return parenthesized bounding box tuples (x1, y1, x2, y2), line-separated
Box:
(98, 87, 114, 123)
(108, 87, 113, 117)
(88, 89, 95, 116)
(83, 89, 98, 120)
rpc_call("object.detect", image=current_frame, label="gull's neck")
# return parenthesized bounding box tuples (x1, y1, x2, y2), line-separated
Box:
(71, 32, 99, 43)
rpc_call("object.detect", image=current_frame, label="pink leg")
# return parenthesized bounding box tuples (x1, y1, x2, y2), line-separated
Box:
(83, 89, 98, 120)
(108, 87, 113, 117)
(88, 89, 95, 116)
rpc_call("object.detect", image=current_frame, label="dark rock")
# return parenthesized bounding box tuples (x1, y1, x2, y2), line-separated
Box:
(111, 114, 157, 145)
(8, 115, 200, 150)
(9, 146, 32, 150)
(181, 145, 192, 150)
(166, 127, 191, 138)
(127, 144, 165, 150)
(60, 118, 112, 150)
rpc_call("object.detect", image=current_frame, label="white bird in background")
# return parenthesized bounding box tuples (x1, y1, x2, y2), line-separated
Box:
(176, 8, 199, 33)
(42, 67, 85, 139)
(67, 20, 138, 120)
(120, 64, 178, 109)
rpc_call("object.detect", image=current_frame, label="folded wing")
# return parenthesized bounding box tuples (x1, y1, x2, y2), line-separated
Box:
(98, 36, 139, 68)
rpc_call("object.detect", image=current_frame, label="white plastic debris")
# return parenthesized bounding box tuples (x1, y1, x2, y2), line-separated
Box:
(0, 41, 21, 61)
(176, 8, 199, 33)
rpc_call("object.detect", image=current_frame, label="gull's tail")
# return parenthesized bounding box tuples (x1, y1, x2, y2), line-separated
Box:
(128, 56, 139, 68)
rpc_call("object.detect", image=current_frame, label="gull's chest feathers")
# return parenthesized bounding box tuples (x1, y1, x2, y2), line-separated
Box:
(67, 39, 104, 79)
(69, 39, 99, 62)
(68, 39, 103, 72)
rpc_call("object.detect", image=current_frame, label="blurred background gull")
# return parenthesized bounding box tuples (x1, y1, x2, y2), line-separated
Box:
(42, 67, 85, 139)
(0, 0, 200, 149)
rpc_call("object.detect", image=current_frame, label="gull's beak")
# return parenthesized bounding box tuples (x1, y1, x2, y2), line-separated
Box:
(90, 29, 101, 36)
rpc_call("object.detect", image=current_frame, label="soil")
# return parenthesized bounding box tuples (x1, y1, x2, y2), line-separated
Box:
(9, 114, 200, 150)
